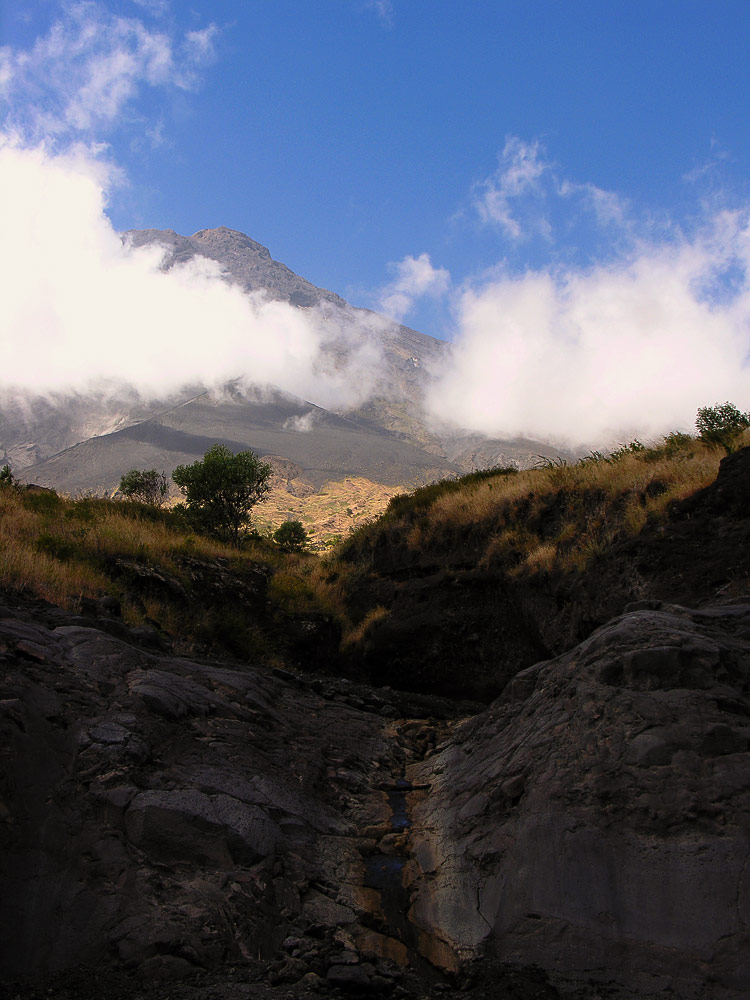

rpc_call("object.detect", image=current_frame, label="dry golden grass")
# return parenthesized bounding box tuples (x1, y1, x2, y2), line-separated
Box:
(2, 429, 745, 655)
(341, 432, 747, 584)
(0, 489, 262, 621)
(342, 605, 390, 648)
(254, 476, 400, 547)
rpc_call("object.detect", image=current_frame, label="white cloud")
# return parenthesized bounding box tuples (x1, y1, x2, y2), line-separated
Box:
(1, 2, 218, 143)
(0, 140, 378, 409)
(379, 252, 450, 321)
(472, 136, 634, 247)
(365, 1, 394, 26)
(473, 136, 550, 238)
(283, 412, 316, 433)
(184, 25, 219, 65)
(427, 210, 750, 447)
(558, 179, 630, 229)
(132, 0, 170, 16)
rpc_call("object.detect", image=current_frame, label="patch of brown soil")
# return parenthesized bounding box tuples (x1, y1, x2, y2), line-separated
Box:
(255, 476, 401, 548)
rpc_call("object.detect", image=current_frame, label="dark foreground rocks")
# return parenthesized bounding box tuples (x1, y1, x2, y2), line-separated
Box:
(407, 600, 750, 999)
(0, 597, 481, 997)
(2, 586, 750, 998)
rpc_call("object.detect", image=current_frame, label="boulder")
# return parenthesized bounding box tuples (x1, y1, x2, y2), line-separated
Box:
(407, 602, 750, 999)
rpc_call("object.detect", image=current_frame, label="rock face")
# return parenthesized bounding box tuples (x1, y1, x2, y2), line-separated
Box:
(0, 596, 475, 992)
(126, 227, 349, 311)
(0, 604, 390, 980)
(4, 586, 750, 998)
(350, 447, 750, 701)
(407, 600, 750, 999)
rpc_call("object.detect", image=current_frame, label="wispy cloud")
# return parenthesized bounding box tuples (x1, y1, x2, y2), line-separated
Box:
(378, 252, 450, 321)
(558, 180, 630, 229)
(471, 134, 633, 248)
(1, 2, 218, 144)
(132, 0, 170, 16)
(472, 136, 551, 239)
(365, 1, 394, 26)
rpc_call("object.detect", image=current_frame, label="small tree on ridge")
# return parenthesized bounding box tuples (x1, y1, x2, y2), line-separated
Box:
(119, 469, 169, 507)
(172, 444, 272, 545)
(273, 519, 309, 552)
(696, 402, 750, 452)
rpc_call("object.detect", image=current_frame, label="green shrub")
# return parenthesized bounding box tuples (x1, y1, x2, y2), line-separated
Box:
(0, 464, 16, 489)
(20, 489, 62, 516)
(119, 468, 169, 507)
(173, 444, 272, 545)
(696, 401, 750, 452)
(273, 520, 309, 552)
(35, 533, 77, 561)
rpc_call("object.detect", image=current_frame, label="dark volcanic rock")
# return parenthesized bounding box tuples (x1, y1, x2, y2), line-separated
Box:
(407, 601, 750, 999)
(3, 443, 750, 999)
(0, 610, 390, 980)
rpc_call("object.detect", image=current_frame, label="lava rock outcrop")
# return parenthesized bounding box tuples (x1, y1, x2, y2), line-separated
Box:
(407, 600, 750, 999)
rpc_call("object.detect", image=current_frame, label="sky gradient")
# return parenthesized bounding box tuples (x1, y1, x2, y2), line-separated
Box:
(2, 1, 750, 445)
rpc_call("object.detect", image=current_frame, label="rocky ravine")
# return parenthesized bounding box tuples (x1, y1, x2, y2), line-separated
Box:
(1, 601, 749, 995)
(0, 596, 490, 998)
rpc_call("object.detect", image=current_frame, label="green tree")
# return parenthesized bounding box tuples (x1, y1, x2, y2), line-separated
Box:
(0, 464, 16, 488)
(172, 444, 272, 545)
(119, 468, 169, 507)
(273, 519, 309, 552)
(696, 402, 750, 452)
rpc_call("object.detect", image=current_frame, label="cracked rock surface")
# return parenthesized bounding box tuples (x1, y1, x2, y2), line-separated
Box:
(2, 589, 750, 995)
(407, 600, 750, 1000)
(0, 596, 490, 998)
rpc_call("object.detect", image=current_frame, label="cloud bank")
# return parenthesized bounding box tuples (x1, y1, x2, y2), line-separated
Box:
(427, 208, 750, 446)
(0, 3, 386, 423)
(3, 1, 749, 464)
(0, 140, 376, 409)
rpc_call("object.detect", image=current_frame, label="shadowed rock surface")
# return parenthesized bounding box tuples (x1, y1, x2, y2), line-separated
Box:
(407, 600, 750, 999)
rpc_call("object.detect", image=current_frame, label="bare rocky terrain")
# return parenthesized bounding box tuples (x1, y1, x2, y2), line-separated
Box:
(2, 450, 749, 999)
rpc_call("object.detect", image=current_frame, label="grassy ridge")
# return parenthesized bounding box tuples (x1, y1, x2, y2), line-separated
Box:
(338, 433, 737, 579)
(325, 431, 750, 698)
(0, 487, 340, 664)
(1, 429, 746, 677)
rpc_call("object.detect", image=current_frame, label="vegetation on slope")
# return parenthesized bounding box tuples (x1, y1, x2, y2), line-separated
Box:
(1, 411, 748, 697)
(339, 434, 728, 577)
(0, 487, 338, 667)
(328, 427, 750, 698)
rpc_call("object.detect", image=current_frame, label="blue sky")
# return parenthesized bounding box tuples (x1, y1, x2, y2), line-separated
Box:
(2, 1, 750, 443)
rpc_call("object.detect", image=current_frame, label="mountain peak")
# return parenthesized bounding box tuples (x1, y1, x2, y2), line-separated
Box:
(129, 225, 345, 309)
(191, 226, 272, 260)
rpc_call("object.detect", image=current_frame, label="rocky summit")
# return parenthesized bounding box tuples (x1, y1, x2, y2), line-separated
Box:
(1, 451, 749, 1000)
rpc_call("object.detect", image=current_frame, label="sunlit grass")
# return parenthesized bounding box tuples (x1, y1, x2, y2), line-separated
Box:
(1, 428, 744, 661)
(339, 431, 743, 581)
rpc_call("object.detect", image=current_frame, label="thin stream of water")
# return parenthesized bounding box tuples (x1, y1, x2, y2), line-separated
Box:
(364, 778, 441, 982)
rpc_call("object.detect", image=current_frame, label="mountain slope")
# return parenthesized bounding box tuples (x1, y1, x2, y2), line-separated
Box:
(24, 384, 457, 495)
